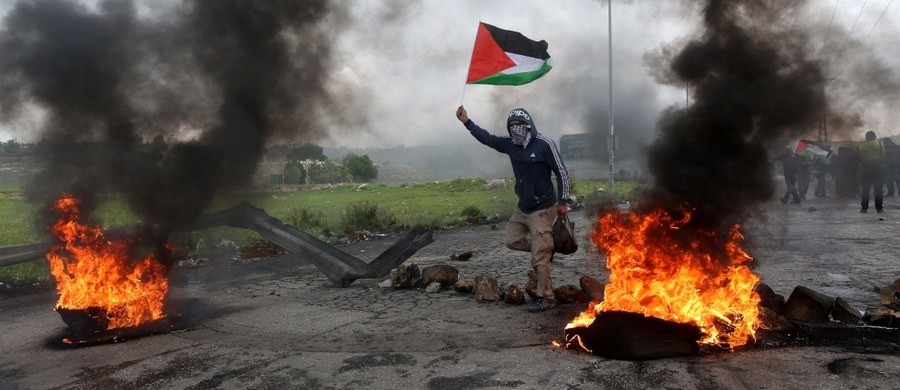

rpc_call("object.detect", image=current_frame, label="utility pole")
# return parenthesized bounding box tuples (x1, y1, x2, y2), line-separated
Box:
(818, 78, 833, 143)
(607, 0, 616, 194)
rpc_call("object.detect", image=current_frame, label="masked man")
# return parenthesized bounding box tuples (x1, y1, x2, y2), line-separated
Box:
(455, 105, 570, 312)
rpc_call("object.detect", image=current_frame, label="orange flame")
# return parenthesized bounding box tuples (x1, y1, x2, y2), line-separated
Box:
(47, 196, 169, 330)
(567, 208, 760, 348)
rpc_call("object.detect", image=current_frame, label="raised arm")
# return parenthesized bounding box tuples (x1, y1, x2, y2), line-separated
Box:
(456, 105, 505, 152)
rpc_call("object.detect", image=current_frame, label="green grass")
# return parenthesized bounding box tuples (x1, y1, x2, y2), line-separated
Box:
(0, 178, 643, 287)
(213, 178, 522, 234)
(0, 196, 42, 246)
(0, 261, 50, 289)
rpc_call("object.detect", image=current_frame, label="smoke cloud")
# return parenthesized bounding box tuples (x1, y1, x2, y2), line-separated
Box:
(639, 0, 827, 236)
(0, 0, 353, 248)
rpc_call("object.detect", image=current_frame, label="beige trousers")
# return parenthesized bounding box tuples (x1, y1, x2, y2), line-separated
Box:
(505, 206, 555, 299)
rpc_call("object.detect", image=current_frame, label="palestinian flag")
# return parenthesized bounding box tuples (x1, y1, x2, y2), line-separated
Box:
(466, 22, 552, 86)
(794, 139, 832, 158)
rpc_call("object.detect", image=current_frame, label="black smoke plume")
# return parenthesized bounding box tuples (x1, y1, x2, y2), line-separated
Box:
(639, 0, 824, 244)
(0, 0, 349, 253)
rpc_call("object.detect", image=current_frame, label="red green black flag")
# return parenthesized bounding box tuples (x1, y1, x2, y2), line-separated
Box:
(466, 22, 553, 86)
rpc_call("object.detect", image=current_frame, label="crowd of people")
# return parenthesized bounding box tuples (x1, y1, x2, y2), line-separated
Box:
(776, 131, 900, 213)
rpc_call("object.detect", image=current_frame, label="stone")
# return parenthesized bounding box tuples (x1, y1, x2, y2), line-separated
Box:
(473, 275, 500, 302)
(390, 262, 421, 289)
(449, 251, 474, 261)
(862, 307, 899, 328)
(756, 283, 786, 312)
(554, 285, 589, 304)
(568, 195, 586, 211)
(425, 281, 441, 293)
(421, 265, 459, 286)
(344, 229, 371, 242)
(209, 239, 238, 256)
(453, 280, 473, 294)
(483, 178, 508, 190)
(880, 278, 900, 310)
(831, 297, 862, 325)
(757, 306, 795, 333)
(783, 285, 835, 323)
(504, 284, 525, 305)
(217, 239, 238, 250)
(239, 240, 285, 259)
(579, 276, 605, 302)
(525, 270, 539, 299)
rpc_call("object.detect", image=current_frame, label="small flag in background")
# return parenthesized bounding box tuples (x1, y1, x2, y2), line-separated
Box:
(794, 139, 832, 158)
(466, 22, 552, 86)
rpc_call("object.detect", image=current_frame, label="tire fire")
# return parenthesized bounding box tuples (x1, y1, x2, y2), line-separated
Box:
(566, 208, 760, 350)
(47, 196, 169, 333)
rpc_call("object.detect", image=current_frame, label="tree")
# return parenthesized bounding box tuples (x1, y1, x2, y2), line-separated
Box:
(343, 153, 378, 182)
(287, 143, 327, 161)
(283, 161, 307, 184)
(1, 139, 20, 155)
(307, 160, 348, 184)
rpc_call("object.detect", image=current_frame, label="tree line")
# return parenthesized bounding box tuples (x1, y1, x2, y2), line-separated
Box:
(273, 143, 377, 184)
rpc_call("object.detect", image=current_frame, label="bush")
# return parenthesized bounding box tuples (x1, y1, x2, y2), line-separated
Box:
(283, 161, 306, 184)
(460, 205, 486, 223)
(308, 160, 349, 184)
(287, 207, 326, 231)
(340, 201, 397, 232)
(343, 153, 378, 182)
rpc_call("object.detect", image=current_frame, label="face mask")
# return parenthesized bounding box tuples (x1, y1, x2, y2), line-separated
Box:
(509, 124, 531, 146)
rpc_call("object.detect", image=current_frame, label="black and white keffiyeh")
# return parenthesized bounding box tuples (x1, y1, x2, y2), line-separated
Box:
(509, 124, 532, 147)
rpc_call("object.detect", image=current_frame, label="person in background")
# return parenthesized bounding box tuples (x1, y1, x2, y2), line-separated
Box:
(812, 155, 829, 198)
(882, 137, 900, 197)
(775, 148, 802, 204)
(797, 155, 812, 201)
(832, 146, 858, 199)
(857, 130, 886, 213)
(455, 105, 569, 313)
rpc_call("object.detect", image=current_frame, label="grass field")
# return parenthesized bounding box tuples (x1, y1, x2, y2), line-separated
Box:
(0, 178, 644, 287)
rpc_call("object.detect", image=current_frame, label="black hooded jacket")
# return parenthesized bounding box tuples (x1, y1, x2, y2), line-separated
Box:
(463, 108, 570, 213)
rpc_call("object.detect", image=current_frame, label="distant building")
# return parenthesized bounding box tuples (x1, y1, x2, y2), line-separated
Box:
(559, 133, 607, 161)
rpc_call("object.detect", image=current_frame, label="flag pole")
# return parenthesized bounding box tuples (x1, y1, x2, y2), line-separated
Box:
(607, 1, 616, 195)
(461, 22, 481, 106)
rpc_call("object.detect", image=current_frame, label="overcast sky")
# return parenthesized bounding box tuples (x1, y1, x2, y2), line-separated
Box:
(0, 0, 897, 148)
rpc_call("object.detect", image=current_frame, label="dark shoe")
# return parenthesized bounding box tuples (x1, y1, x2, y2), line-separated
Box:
(876, 209, 884, 213)
(861, 209, 868, 213)
(528, 298, 557, 313)
(779, 197, 788, 204)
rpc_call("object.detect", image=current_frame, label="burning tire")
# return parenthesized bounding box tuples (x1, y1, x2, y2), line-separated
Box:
(566, 311, 701, 360)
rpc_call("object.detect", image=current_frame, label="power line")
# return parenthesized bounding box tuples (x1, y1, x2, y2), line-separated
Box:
(860, 0, 893, 44)
(829, 0, 868, 72)
(835, 0, 894, 77)
(819, 0, 840, 55)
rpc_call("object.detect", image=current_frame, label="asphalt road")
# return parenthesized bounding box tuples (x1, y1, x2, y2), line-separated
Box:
(1, 195, 899, 389)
